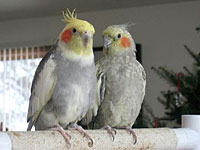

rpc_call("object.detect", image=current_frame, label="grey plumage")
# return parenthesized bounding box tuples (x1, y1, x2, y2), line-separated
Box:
(82, 25, 146, 130)
(27, 47, 96, 130)
(94, 50, 145, 128)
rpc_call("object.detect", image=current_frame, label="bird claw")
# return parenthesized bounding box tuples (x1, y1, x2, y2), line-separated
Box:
(104, 125, 117, 142)
(73, 125, 94, 147)
(111, 134, 115, 142)
(87, 136, 94, 147)
(113, 128, 117, 135)
(126, 127, 137, 144)
(56, 125, 71, 147)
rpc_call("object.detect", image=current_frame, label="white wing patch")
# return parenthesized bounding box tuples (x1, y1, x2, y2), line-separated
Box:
(27, 57, 57, 123)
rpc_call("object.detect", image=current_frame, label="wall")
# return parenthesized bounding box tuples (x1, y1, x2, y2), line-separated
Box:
(0, 1, 200, 119)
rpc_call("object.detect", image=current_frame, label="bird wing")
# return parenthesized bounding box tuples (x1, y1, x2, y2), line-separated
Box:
(96, 61, 106, 106)
(136, 60, 146, 102)
(27, 49, 57, 130)
(80, 60, 106, 126)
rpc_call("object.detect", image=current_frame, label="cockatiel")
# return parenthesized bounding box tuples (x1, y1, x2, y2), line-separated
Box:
(27, 9, 96, 146)
(82, 24, 146, 143)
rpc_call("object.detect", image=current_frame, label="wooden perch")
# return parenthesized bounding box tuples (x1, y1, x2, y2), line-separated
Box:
(1, 115, 200, 150)
(0, 128, 183, 150)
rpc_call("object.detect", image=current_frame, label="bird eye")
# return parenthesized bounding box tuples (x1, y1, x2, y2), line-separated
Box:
(72, 28, 77, 33)
(117, 34, 121, 39)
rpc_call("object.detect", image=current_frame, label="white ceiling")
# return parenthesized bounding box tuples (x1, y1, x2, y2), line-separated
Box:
(0, 0, 199, 21)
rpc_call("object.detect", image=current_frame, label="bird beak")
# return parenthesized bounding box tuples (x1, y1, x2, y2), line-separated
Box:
(103, 36, 112, 50)
(82, 32, 91, 47)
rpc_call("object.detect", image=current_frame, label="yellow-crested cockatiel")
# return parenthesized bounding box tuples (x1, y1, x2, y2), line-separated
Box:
(82, 24, 146, 143)
(27, 9, 96, 146)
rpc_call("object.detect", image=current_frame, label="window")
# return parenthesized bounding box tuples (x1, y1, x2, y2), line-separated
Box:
(0, 46, 49, 131)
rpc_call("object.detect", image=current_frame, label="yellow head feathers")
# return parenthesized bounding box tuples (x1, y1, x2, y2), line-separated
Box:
(62, 9, 77, 23)
(62, 9, 95, 34)
(103, 24, 131, 40)
(102, 24, 136, 56)
(58, 9, 95, 58)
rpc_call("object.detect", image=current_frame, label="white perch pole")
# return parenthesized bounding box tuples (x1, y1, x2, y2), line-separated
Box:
(0, 115, 200, 150)
(1, 128, 178, 150)
(0, 127, 199, 150)
(181, 115, 200, 150)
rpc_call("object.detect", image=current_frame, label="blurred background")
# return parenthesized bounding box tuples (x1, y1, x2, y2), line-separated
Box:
(0, 0, 200, 131)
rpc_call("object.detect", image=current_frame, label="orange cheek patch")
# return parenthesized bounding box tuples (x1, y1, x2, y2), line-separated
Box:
(61, 29, 73, 43)
(121, 37, 131, 48)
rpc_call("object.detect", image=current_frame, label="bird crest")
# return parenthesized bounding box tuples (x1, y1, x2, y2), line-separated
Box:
(62, 8, 77, 23)
(62, 8, 95, 35)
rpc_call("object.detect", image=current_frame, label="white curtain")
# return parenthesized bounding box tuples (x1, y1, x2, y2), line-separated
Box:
(0, 47, 42, 131)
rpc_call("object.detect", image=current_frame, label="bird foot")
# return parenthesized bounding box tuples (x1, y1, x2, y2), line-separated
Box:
(73, 125, 93, 147)
(56, 125, 71, 147)
(125, 127, 137, 144)
(104, 125, 117, 141)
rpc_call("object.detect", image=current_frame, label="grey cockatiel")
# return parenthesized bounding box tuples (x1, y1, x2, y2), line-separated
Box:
(82, 24, 146, 143)
(27, 9, 96, 146)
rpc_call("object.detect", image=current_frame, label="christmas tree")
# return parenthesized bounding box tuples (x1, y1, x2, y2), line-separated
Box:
(151, 26, 200, 127)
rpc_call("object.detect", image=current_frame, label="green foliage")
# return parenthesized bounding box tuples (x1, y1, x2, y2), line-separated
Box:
(152, 31, 200, 126)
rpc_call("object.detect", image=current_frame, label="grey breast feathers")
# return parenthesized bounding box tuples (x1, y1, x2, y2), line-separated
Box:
(79, 60, 106, 127)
